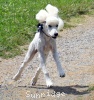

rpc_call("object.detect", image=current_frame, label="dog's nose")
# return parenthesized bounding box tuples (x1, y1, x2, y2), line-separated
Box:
(54, 33, 58, 36)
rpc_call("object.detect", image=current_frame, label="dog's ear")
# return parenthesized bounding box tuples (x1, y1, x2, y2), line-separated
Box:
(37, 23, 43, 32)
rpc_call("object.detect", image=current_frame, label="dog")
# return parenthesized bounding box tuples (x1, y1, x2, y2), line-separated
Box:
(13, 4, 65, 87)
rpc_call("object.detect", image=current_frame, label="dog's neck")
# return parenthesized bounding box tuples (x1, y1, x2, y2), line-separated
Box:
(41, 30, 51, 41)
(37, 23, 52, 41)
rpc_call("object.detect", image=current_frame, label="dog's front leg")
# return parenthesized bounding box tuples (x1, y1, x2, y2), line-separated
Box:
(39, 51, 53, 87)
(13, 43, 36, 81)
(52, 48, 65, 77)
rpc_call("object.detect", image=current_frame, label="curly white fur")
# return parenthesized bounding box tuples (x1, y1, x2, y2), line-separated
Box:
(36, 9, 48, 23)
(36, 4, 64, 31)
(45, 4, 59, 17)
(45, 4, 64, 31)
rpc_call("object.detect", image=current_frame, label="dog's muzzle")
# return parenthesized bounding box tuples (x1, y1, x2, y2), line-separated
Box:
(52, 33, 58, 39)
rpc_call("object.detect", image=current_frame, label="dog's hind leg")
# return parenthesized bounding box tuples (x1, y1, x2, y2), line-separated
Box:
(31, 66, 41, 85)
(13, 43, 37, 81)
(31, 53, 48, 86)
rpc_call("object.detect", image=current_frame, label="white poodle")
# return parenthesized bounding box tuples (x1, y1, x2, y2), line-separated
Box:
(13, 4, 65, 87)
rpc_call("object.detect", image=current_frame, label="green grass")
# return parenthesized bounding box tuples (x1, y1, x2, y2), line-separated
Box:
(88, 85, 94, 91)
(0, 0, 94, 58)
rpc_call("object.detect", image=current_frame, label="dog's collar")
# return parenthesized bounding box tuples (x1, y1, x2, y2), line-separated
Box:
(41, 30, 57, 39)
(41, 30, 52, 38)
(37, 23, 56, 39)
(37, 23, 52, 38)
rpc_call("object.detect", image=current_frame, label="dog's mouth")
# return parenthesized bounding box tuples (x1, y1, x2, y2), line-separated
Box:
(52, 36, 57, 39)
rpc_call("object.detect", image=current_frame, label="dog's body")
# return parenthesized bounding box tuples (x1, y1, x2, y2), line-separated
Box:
(13, 4, 65, 87)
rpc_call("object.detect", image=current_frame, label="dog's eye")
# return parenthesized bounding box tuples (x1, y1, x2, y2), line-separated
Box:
(48, 25, 52, 28)
(56, 25, 58, 27)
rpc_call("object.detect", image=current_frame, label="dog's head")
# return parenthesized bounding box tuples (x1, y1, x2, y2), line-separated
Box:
(36, 10, 59, 39)
(36, 4, 63, 38)
(44, 16, 59, 39)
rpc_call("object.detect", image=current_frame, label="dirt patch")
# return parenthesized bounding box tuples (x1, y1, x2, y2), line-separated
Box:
(0, 15, 94, 100)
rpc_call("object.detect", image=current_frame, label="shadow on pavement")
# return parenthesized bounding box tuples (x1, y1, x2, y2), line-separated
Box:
(27, 84, 90, 95)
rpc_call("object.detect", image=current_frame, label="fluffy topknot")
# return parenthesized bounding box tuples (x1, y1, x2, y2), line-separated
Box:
(35, 4, 64, 31)
(45, 4, 59, 17)
(36, 9, 48, 23)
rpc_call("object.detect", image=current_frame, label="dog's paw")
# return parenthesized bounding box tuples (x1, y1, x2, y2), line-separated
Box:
(46, 80, 53, 88)
(31, 81, 36, 86)
(60, 73, 65, 77)
(59, 70, 65, 78)
(13, 74, 21, 81)
(31, 77, 37, 86)
(31, 80, 37, 86)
